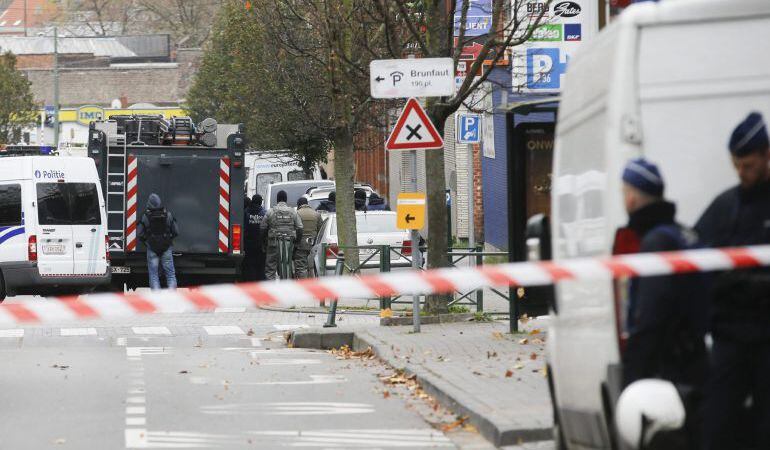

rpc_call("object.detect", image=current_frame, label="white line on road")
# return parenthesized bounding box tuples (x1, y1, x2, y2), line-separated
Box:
(126, 406, 146, 415)
(250, 338, 262, 347)
(253, 358, 323, 366)
(273, 324, 310, 331)
(59, 327, 97, 336)
(0, 329, 23, 337)
(132, 326, 171, 335)
(127, 397, 146, 404)
(214, 307, 246, 313)
(126, 417, 146, 426)
(234, 374, 348, 386)
(203, 326, 244, 336)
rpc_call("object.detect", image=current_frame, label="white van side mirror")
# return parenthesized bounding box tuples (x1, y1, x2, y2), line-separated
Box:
(615, 379, 686, 449)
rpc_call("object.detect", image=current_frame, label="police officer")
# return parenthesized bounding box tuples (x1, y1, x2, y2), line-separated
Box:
(294, 197, 322, 278)
(260, 190, 302, 280)
(242, 195, 266, 281)
(137, 193, 179, 290)
(317, 191, 336, 212)
(697, 112, 770, 450)
(617, 159, 707, 448)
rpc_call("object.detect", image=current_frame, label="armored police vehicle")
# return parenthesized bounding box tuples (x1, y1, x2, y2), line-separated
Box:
(87, 116, 246, 289)
(0, 150, 110, 301)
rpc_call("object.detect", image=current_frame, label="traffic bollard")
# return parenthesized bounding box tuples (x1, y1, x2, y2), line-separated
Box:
(324, 257, 345, 328)
(379, 245, 391, 310)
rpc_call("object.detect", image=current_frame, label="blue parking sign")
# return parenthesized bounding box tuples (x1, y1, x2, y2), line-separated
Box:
(458, 114, 481, 144)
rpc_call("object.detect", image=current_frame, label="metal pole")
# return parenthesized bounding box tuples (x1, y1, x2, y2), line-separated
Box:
(468, 144, 475, 250)
(409, 150, 418, 191)
(53, 26, 59, 150)
(411, 228, 420, 333)
(324, 258, 345, 328)
(23, 0, 27, 37)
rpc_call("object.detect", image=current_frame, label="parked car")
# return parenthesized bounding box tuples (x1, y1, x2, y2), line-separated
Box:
(0, 155, 110, 300)
(307, 211, 413, 275)
(263, 180, 334, 210)
(524, 1, 770, 448)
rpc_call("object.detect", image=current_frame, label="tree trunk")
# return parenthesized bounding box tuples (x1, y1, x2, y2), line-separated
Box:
(424, 111, 451, 314)
(333, 125, 360, 272)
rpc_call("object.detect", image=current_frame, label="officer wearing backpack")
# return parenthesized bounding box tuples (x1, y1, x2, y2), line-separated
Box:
(138, 193, 179, 290)
(616, 159, 708, 448)
(260, 190, 302, 280)
(294, 197, 321, 278)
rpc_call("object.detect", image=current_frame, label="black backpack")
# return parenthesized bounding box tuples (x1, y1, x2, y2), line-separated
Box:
(146, 208, 172, 253)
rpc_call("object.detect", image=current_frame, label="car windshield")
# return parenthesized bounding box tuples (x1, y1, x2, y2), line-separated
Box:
(330, 214, 397, 235)
(271, 182, 332, 207)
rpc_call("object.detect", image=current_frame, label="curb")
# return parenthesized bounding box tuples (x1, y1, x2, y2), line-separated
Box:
(289, 327, 552, 447)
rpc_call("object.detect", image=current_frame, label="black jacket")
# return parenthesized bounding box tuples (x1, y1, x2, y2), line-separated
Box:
(622, 201, 708, 387)
(695, 180, 770, 342)
(243, 204, 266, 253)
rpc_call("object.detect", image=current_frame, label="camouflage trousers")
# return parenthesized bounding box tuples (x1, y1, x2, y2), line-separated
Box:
(293, 247, 311, 279)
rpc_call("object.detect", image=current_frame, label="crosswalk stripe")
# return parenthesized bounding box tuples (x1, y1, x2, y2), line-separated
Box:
(60, 327, 97, 336)
(203, 325, 244, 335)
(0, 329, 23, 337)
(132, 326, 171, 335)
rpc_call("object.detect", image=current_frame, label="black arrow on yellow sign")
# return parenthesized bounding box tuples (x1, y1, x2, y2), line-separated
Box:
(405, 214, 415, 223)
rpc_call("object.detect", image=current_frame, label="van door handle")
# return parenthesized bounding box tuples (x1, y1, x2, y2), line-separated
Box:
(76, 243, 83, 248)
(90, 228, 96, 232)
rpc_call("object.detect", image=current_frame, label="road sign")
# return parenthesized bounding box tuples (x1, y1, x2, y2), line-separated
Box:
(397, 193, 426, 230)
(457, 114, 481, 144)
(386, 98, 444, 151)
(370, 58, 454, 99)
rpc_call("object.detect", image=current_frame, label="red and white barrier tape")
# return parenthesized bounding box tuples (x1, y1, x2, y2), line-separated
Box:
(1, 245, 769, 325)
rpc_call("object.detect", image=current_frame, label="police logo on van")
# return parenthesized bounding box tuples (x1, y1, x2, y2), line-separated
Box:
(553, 1, 581, 17)
(36, 169, 66, 179)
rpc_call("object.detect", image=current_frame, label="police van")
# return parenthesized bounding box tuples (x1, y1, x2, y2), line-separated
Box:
(522, 0, 770, 448)
(0, 154, 109, 301)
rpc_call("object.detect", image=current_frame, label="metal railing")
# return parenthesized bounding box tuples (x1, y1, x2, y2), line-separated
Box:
(316, 243, 512, 314)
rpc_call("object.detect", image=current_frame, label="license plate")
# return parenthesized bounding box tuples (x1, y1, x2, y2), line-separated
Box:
(42, 244, 65, 255)
(111, 266, 131, 274)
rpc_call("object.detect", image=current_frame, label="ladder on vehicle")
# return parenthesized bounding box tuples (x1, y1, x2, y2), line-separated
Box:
(106, 134, 128, 252)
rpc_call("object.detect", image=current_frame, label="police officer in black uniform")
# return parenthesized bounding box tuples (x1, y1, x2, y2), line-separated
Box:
(697, 112, 770, 450)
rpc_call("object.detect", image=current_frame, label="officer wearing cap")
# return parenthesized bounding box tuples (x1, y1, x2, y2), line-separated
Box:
(619, 159, 707, 390)
(697, 112, 770, 450)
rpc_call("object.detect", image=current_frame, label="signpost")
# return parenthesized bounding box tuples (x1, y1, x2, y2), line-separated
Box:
(372, 57, 449, 332)
(370, 58, 454, 99)
(396, 193, 426, 332)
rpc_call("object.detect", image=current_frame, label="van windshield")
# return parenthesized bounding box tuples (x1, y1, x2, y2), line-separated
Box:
(37, 183, 101, 225)
(271, 182, 333, 207)
(256, 173, 281, 198)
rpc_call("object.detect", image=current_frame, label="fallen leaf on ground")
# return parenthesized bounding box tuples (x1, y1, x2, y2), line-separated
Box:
(529, 329, 541, 335)
(532, 338, 545, 345)
(514, 363, 524, 370)
(383, 390, 390, 399)
(491, 331, 504, 340)
(178, 370, 189, 374)
(53, 438, 66, 445)
(441, 416, 469, 432)
(539, 367, 548, 377)
(505, 370, 513, 378)
(486, 351, 497, 359)
(380, 308, 393, 318)
(518, 338, 529, 345)
(246, 329, 255, 336)
(329, 345, 375, 360)
(530, 352, 538, 360)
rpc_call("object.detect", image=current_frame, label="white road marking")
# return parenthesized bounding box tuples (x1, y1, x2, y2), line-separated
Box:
(203, 325, 244, 336)
(0, 329, 23, 338)
(126, 347, 171, 357)
(249, 349, 321, 356)
(126, 406, 146, 415)
(127, 397, 146, 404)
(201, 402, 375, 416)
(116, 337, 127, 346)
(250, 338, 262, 347)
(125, 429, 148, 448)
(273, 324, 310, 331)
(60, 327, 97, 336)
(132, 327, 171, 336)
(126, 417, 146, 426)
(214, 307, 246, 313)
(128, 387, 146, 395)
(235, 374, 348, 386)
(248, 429, 453, 447)
(254, 358, 322, 366)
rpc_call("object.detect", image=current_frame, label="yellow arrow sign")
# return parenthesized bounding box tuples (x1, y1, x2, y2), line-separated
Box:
(396, 193, 426, 230)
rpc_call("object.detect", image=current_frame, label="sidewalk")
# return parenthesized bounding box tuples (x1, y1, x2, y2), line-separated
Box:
(291, 319, 553, 447)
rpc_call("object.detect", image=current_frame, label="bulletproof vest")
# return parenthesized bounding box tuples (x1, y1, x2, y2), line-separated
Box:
(268, 204, 296, 239)
(297, 206, 319, 250)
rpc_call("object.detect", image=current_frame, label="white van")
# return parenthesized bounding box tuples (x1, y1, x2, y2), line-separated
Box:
(245, 151, 324, 199)
(0, 156, 110, 300)
(533, 1, 770, 448)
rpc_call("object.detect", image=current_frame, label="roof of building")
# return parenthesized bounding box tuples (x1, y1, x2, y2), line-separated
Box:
(0, 36, 136, 57)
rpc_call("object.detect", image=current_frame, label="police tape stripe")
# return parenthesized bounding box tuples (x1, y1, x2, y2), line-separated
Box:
(1, 245, 769, 325)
